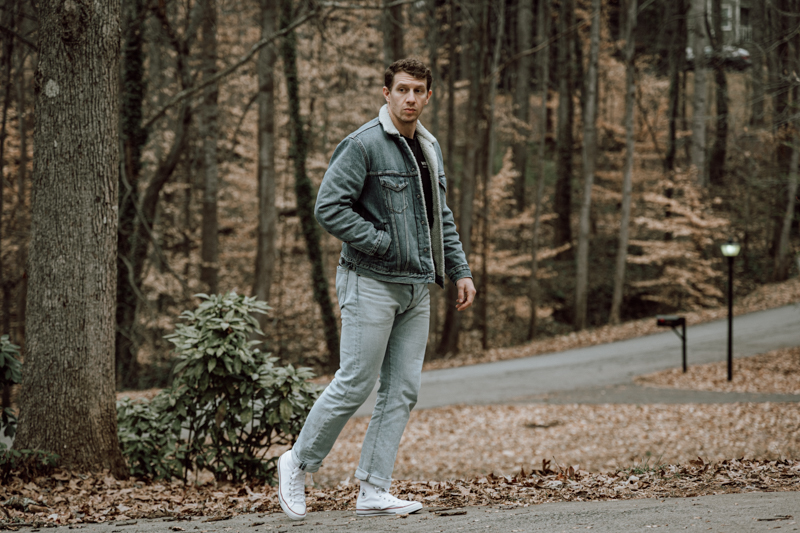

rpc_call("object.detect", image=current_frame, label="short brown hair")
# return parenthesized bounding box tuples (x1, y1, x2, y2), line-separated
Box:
(384, 58, 432, 91)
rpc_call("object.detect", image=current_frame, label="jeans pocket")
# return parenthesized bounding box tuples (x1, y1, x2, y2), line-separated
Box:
(336, 267, 350, 309)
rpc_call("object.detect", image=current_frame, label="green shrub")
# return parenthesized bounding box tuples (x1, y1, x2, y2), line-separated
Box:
(117, 292, 322, 484)
(0, 444, 59, 483)
(0, 335, 21, 439)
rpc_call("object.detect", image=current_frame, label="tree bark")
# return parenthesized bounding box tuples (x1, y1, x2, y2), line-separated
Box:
(664, 0, 686, 171)
(609, 0, 637, 325)
(280, 0, 340, 372)
(512, 0, 533, 212)
(15, 0, 127, 476)
(553, 0, 574, 251)
(772, 135, 799, 281)
(382, 0, 404, 66)
(708, 0, 728, 187)
(528, 0, 549, 341)
(200, 0, 220, 294)
(253, 0, 278, 332)
(690, 0, 708, 185)
(574, 0, 600, 331)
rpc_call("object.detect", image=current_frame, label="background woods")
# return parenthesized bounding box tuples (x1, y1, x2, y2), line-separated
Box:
(0, 0, 798, 405)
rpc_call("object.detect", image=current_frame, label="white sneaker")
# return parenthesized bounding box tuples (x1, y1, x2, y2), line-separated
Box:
(277, 450, 306, 520)
(356, 480, 423, 516)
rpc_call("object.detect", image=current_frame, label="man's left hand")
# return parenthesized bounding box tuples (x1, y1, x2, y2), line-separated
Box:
(455, 277, 476, 311)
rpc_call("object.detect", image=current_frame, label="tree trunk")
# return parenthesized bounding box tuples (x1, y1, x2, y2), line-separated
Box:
(117, 0, 148, 388)
(690, 0, 708, 185)
(528, 0, 550, 340)
(553, 0, 574, 251)
(427, 0, 440, 138)
(0, 0, 13, 339)
(749, 0, 765, 127)
(772, 135, 799, 281)
(609, 0, 637, 325)
(15, 0, 127, 476)
(280, 0, 340, 372)
(574, 0, 601, 331)
(664, 0, 686, 171)
(512, 0, 533, 212)
(708, 0, 728, 187)
(478, 0, 505, 349)
(200, 0, 220, 294)
(253, 0, 278, 333)
(382, 0, 404, 66)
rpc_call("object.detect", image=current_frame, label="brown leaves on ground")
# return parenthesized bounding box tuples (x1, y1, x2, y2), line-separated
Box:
(635, 346, 800, 394)
(1, 459, 798, 528)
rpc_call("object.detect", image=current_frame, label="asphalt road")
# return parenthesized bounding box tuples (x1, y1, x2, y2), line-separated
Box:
(37, 492, 800, 533)
(355, 303, 800, 416)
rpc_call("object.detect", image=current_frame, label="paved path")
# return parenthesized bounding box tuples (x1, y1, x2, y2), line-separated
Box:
(37, 492, 800, 533)
(355, 303, 800, 415)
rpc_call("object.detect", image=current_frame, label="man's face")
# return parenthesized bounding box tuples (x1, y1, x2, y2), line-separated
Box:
(383, 72, 432, 127)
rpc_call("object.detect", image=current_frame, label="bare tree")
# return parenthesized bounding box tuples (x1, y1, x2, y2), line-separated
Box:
(512, 0, 533, 212)
(528, 0, 550, 340)
(553, 0, 574, 251)
(280, 0, 340, 372)
(200, 0, 220, 294)
(574, 0, 600, 331)
(382, 0, 404, 66)
(253, 0, 278, 331)
(0, 0, 14, 338)
(748, 0, 765, 127)
(664, 0, 687, 171)
(609, 0, 637, 325)
(708, 0, 728, 186)
(14, 0, 127, 476)
(690, 0, 708, 185)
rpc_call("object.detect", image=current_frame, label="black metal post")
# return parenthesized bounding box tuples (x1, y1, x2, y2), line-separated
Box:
(682, 319, 687, 373)
(727, 255, 734, 381)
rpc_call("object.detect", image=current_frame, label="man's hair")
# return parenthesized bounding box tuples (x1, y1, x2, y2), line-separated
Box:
(384, 58, 432, 91)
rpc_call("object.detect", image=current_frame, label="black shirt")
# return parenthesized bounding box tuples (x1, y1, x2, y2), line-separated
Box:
(403, 134, 434, 229)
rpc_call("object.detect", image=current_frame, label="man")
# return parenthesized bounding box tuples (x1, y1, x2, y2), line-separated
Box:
(277, 58, 476, 521)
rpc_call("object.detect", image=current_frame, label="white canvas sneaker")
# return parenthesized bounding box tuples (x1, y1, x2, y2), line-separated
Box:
(277, 450, 306, 520)
(355, 480, 423, 516)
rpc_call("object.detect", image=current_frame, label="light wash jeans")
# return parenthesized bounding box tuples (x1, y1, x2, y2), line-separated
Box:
(291, 266, 430, 490)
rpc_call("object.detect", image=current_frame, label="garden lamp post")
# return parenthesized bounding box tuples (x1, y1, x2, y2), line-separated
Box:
(720, 239, 741, 381)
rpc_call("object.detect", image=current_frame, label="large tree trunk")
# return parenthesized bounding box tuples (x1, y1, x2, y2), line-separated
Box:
(609, 0, 637, 325)
(553, 0, 574, 251)
(382, 0, 404, 66)
(280, 0, 340, 372)
(664, 0, 686, 171)
(528, 0, 550, 340)
(200, 0, 220, 294)
(512, 0, 533, 212)
(574, 0, 601, 331)
(15, 0, 127, 476)
(690, 0, 708, 185)
(253, 0, 278, 331)
(708, 0, 728, 187)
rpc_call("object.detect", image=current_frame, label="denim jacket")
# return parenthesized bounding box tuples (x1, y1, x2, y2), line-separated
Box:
(315, 105, 471, 288)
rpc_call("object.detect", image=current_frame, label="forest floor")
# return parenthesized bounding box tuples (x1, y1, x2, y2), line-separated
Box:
(2, 344, 797, 526)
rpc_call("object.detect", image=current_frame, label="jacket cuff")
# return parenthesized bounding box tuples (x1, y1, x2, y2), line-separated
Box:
(448, 265, 472, 284)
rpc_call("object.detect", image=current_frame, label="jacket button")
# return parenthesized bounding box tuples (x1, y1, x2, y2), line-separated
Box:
(424, 248, 428, 252)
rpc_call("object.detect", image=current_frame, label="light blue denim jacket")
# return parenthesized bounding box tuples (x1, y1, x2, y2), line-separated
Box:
(315, 105, 471, 288)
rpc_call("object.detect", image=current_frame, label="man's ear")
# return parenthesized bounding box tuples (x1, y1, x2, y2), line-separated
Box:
(383, 86, 390, 101)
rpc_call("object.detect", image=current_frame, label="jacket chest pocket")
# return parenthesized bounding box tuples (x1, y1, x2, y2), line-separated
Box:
(380, 177, 409, 214)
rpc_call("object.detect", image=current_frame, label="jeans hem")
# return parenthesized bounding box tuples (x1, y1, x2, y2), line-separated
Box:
(291, 448, 322, 473)
(354, 467, 392, 490)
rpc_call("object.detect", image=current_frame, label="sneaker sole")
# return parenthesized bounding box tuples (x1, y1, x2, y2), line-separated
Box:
(356, 502, 423, 516)
(277, 454, 306, 521)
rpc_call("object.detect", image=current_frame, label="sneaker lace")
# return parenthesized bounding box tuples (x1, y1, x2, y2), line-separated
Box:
(288, 467, 305, 503)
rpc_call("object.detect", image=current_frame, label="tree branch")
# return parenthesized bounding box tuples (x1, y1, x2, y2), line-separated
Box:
(143, 8, 319, 130)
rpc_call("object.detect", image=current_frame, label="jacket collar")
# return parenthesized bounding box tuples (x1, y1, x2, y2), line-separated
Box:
(378, 104, 436, 145)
